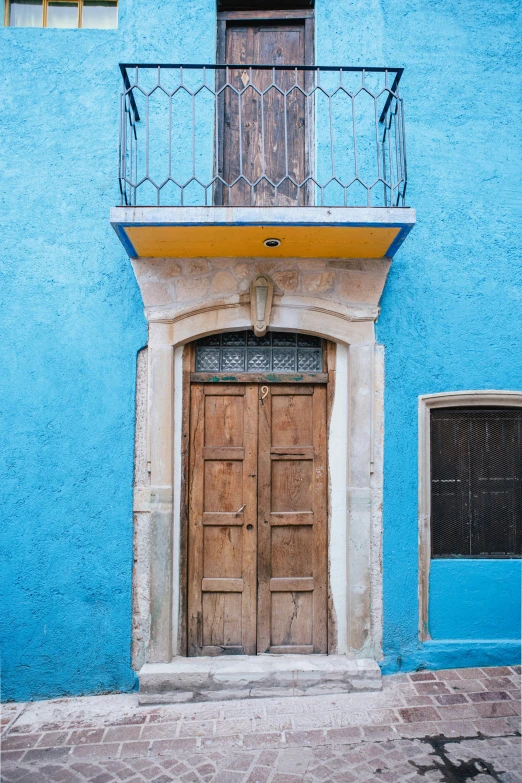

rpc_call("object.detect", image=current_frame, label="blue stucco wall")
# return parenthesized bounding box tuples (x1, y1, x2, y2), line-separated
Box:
(0, 0, 216, 701)
(1, 0, 521, 701)
(319, 0, 522, 672)
(429, 560, 521, 641)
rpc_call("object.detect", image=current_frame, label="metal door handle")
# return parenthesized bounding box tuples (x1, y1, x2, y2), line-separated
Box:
(234, 504, 246, 517)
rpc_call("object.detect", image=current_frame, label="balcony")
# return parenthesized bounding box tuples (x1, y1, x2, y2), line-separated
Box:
(111, 64, 415, 259)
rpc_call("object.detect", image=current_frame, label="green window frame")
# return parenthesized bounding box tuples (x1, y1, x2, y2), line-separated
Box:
(6, 0, 118, 28)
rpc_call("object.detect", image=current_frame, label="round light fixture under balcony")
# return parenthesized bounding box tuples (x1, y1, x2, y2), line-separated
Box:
(264, 238, 281, 248)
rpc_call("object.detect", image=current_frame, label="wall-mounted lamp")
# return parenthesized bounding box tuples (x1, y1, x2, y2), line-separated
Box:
(264, 238, 281, 248)
(250, 274, 274, 337)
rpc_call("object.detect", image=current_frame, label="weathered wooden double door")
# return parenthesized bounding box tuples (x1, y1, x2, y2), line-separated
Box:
(188, 383, 327, 655)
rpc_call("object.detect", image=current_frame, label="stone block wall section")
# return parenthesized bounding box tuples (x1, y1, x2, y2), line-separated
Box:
(131, 257, 391, 320)
(132, 348, 151, 672)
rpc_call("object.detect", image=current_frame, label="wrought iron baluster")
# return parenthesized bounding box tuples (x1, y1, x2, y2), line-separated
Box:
(116, 63, 406, 209)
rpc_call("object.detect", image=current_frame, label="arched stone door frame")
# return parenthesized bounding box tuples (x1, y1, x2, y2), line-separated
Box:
(132, 292, 385, 669)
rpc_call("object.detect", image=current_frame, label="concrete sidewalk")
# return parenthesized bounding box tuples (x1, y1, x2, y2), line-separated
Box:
(1, 665, 521, 782)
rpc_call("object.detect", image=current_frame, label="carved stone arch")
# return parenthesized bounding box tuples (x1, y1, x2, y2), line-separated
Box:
(149, 293, 376, 348)
(135, 291, 384, 669)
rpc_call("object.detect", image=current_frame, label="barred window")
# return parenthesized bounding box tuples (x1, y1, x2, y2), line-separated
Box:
(430, 407, 522, 558)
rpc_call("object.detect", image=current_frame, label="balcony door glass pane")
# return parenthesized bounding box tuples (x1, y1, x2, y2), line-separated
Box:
(47, 1, 78, 27)
(82, 1, 117, 29)
(9, 0, 43, 26)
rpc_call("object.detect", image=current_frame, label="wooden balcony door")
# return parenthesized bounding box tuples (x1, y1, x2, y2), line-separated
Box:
(217, 11, 313, 206)
(188, 383, 327, 656)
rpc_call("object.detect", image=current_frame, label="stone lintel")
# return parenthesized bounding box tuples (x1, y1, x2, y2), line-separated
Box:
(129, 256, 392, 330)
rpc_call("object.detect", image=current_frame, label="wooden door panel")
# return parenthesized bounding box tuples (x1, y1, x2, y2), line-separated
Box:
(202, 593, 242, 649)
(203, 461, 243, 512)
(257, 384, 327, 654)
(254, 25, 306, 207)
(271, 526, 313, 577)
(204, 394, 244, 446)
(271, 393, 313, 446)
(271, 461, 313, 511)
(202, 527, 242, 577)
(223, 22, 306, 206)
(188, 384, 258, 656)
(271, 592, 313, 652)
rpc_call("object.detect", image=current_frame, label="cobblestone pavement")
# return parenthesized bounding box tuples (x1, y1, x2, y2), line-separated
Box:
(1, 666, 520, 783)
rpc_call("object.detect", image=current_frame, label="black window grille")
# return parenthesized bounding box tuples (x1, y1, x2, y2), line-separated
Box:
(430, 407, 522, 558)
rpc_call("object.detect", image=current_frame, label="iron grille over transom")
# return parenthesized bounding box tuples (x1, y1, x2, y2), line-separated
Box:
(430, 407, 522, 558)
(196, 331, 323, 373)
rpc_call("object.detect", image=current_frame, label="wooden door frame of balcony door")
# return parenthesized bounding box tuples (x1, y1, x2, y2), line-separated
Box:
(217, 8, 315, 61)
(215, 8, 315, 208)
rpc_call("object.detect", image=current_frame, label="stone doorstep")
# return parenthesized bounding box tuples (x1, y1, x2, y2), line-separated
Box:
(138, 655, 382, 705)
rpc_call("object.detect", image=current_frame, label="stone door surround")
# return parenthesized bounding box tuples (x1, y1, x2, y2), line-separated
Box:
(131, 255, 389, 667)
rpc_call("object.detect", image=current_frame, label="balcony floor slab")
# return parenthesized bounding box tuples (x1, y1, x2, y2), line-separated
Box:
(111, 206, 415, 259)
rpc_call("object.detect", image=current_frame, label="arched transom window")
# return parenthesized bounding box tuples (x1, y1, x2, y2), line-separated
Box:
(195, 331, 323, 373)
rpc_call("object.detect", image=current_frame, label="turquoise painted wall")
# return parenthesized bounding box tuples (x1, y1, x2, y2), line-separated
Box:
(0, 0, 216, 701)
(429, 560, 521, 640)
(1, 0, 520, 700)
(320, 0, 522, 672)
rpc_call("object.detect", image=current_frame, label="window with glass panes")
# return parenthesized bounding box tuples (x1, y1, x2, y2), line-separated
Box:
(7, 0, 117, 28)
(195, 331, 324, 373)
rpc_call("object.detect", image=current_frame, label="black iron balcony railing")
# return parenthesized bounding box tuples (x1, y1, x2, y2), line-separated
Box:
(119, 64, 407, 208)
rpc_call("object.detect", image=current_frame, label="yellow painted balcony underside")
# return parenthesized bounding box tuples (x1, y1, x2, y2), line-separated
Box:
(125, 225, 401, 259)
